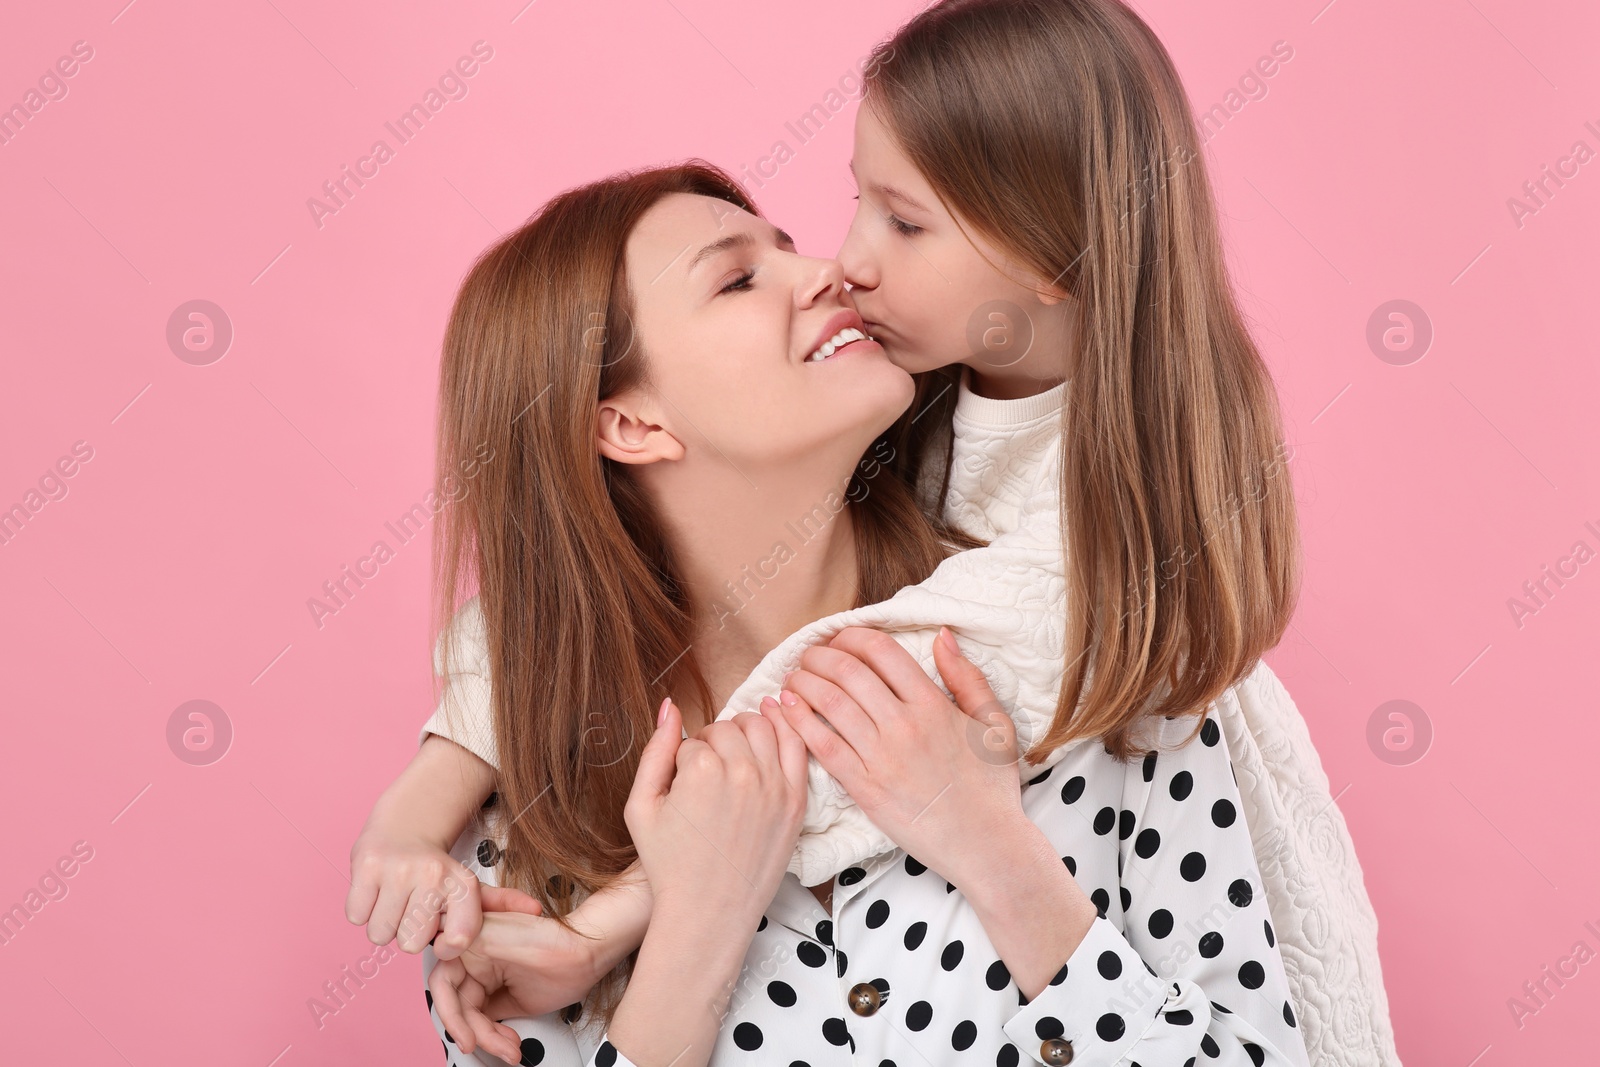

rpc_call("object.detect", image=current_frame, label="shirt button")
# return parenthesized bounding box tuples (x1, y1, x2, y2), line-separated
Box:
(1039, 1037, 1075, 1064)
(847, 982, 882, 1016)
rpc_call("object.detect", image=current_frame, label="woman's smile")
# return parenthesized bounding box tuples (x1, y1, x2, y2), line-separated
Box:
(803, 330, 882, 364)
(801, 309, 880, 363)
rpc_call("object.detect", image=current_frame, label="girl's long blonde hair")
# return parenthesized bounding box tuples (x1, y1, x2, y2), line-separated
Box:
(874, 0, 1302, 763)
(430, 162, 960, 1024)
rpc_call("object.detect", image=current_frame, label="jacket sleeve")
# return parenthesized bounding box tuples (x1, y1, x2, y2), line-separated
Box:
(415, 595, 501, 771)
(999, 710, 1313, 1067)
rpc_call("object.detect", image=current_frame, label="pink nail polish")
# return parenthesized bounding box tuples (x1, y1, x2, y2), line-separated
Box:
(658, 697, 671, 726)
(780, 690, 799, 707)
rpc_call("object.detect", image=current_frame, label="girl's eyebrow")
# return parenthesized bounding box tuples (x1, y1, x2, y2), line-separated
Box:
(848, 159, 930, 213)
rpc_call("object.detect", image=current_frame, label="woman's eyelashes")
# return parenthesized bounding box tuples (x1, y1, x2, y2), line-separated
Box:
(720, 269, 756, 294)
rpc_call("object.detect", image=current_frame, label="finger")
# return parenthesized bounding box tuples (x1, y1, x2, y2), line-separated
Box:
(434, 870, 485, 961)
(479, 884, 544, 916)
(427, 957, 480, 1055)
(731, 709, 780, 771)
(760, 697, 811, 796)
(797, 643, 899, 731)
(458, 978, 514, 1060)
(784, 666, 878, 749)
(774, 686, 868, 795)
(698, 715, 757, 767)
(360, 883, 405, 949)
(629, 698, 684, 804)
(932, 627, 1005, 723)
(438, 952, 518, 1061)
(394, 884, 445, 954)
(481, 1009, 529, 1064)
(829, 626, 940, 705)
(344, 865, 379, 926)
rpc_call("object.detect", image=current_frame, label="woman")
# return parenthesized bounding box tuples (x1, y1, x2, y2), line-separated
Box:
(388, 159, 1308, 1067)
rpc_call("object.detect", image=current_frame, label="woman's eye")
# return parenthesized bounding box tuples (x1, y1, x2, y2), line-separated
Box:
(721, 270, 755, 294)
(887, 215, 922, 237)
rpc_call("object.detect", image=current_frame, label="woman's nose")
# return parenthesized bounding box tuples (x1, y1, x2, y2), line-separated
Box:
(796, 255, 846, 307)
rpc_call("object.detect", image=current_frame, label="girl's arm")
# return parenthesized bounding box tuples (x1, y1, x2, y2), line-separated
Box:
(347, 734, 496, 956)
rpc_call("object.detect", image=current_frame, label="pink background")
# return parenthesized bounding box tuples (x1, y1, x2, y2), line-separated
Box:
(2, 0, 1596, 1063)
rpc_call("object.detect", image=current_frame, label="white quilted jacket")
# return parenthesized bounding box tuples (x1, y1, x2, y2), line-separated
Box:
(419, 373, 1400, 1066)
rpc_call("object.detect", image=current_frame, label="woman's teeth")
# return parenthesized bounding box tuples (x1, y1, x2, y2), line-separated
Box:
(806, 326, 871, 363)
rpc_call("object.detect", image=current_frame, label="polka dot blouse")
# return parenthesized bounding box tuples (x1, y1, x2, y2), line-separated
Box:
(422, 707, 1312, 1067)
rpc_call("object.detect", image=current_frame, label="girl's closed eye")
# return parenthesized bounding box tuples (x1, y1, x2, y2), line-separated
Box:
(885, 215, 922, 237)
(852, 194, 922, 237)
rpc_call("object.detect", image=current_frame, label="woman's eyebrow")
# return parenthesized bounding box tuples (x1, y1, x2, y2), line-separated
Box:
(687, 233, 751, 275)
(687, 225, 797, 275)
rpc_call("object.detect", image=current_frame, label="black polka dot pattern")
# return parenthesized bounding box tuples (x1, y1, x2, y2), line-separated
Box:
(414, 708, 1308, 1066)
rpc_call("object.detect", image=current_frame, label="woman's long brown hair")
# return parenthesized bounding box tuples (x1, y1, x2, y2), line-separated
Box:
(874, 0, 1302, 763)
(429, 161, 960, 1025)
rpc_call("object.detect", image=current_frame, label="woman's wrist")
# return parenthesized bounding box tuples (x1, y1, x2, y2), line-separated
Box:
(958, 816, 1099, 1000)
(588, 867, 657, 975)
(604, 896, 759, 1067)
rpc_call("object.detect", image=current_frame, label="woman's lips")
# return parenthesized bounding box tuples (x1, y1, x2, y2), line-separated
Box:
(806, 335, 883, 363)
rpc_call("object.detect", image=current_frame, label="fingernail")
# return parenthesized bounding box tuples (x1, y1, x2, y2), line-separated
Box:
(780, 690, 799, 707)
(760, 696, 779, 711)
(938, 626, 958, 654)
(658, 697, 671, 726)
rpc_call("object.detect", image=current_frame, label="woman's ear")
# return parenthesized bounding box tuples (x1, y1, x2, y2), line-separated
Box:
(597, 390, 685, 465)
(1034, 278, 1072, 307)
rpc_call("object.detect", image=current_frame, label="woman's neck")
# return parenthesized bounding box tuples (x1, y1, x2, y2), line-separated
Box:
(643, 460, 863, 734)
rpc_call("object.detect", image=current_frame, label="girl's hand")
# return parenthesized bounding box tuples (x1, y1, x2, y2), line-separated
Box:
(346, 830, 483, 960)
(769, 626, 1026, 891)
(626, 698, 809, 924)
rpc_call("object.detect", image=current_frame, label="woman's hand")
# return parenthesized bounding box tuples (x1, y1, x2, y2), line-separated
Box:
(626, 698, 809, 922)
(768, 626, 1029, 891)
(427, 885, 551, 1063)
(430, 878, 661, 1063)
(584, 699, 810, 1067)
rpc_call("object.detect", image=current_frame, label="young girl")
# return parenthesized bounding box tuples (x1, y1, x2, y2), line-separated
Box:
(375, 161, 1306, 1067)
(351, 0, 1394, 1060)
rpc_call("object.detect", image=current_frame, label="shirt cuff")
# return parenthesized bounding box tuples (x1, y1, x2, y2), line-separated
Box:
(1001, 915, 1165, 1066)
